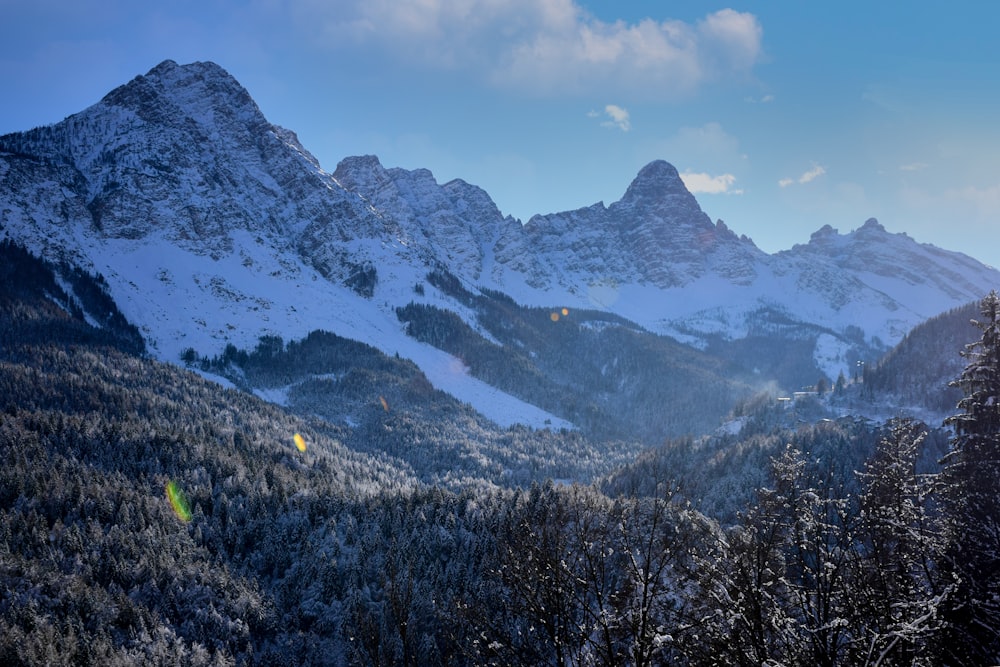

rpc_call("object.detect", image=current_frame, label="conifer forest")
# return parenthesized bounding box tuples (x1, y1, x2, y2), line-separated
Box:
(4, 242, 1000, 666)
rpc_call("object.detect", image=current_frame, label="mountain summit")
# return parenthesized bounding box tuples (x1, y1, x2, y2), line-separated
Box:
(0, 59, 389, 254)
(1, 60, 998, 420)
(620, 159, 700, 210)
(101, 59, 264, 132)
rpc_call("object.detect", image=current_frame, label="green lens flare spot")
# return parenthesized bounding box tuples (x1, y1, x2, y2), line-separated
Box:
(166, 480, 192, 522)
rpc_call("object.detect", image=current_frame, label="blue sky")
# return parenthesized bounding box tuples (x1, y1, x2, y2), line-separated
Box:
(3, 1, 1000, 268)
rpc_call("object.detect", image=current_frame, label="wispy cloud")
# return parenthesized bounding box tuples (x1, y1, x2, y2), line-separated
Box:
(900, 162, 929, 172)
(799, 165, 825, 183)
(744, 94, 774, 104)
(597, 104, 630, 131)
(780, 164, 826, 187)
(681, 171, 742, 195)
(308, 2, 764, 97)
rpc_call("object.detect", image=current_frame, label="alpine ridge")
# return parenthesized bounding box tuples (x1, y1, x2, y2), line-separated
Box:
(492, 158, 759, 291)
(1, 59, 998, 431)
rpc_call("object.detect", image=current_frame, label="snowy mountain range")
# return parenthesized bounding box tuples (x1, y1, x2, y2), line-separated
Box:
(1, 59, 997, 431)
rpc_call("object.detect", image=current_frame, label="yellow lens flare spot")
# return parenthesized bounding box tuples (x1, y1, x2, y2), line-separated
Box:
(293, 432, 307, 452)
(561, 307, 569, 316)
(379, 395, 390, 412)
(550, 312, 560, 322)
(166, 480, 192, 522)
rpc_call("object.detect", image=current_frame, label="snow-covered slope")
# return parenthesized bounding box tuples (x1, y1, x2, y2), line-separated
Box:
(0, 60, 567, 428)
(1, 59, 997, 425)
(332, 151, 999, 381)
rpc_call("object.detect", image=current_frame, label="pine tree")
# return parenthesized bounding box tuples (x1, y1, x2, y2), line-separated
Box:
(937, 290, 1000, 664)
(853, 418, 947, 665)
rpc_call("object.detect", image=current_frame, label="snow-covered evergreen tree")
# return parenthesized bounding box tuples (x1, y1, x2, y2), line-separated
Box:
(853, 418, 948, 665)
(937, 290, 1000, 664)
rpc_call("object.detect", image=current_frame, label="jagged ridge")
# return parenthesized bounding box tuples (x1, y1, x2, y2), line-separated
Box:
(2, 59, 999, 426)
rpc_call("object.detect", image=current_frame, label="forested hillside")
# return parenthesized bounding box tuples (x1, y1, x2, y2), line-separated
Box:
(186, 328, 645, 487)
(394, 268, 752, 442)
(862, 301, 978, 413)
(4, 242, 1000, 665)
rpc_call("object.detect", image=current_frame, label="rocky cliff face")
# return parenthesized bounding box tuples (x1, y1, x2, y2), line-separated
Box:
(782, 218, 993, 302)
(496, 160, 762, 290)
(332, 154, 519, 281)
(0, 60, 393, 280)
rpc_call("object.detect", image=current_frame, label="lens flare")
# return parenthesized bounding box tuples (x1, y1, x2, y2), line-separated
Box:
(166, 481, 192, 522)
(550, 312, 560, 322)
(561, 307, 569, 316)
(379, 396, 390, 412)
(293, 432, 307, 452)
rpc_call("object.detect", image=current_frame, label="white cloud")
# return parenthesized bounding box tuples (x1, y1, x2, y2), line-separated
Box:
(305, 1, 764, 97)
(899, 162, 929, 172)
(780, 164, 826, 187)
(499, 8, 763, 96)
(600, 104, 630, 131)
(680, 171, 742, 195)
(799, 164, 825, 183)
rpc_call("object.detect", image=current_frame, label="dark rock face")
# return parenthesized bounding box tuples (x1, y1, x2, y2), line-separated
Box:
(333, 154, 515, 281)
(498, 159, 759, 290)
(0, 60, 388, 275)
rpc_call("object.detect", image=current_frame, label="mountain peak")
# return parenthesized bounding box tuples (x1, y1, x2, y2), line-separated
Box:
(621, 160, 688, 202)
(858, 217, 886, 234)
(809, 224, 839, 243)
(144, 59, 234, 85)
(147, 59, 180, 76)
(617, 160, 706, 220)
(100, 59, 260, 127)
(333, 155, 390, 193)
